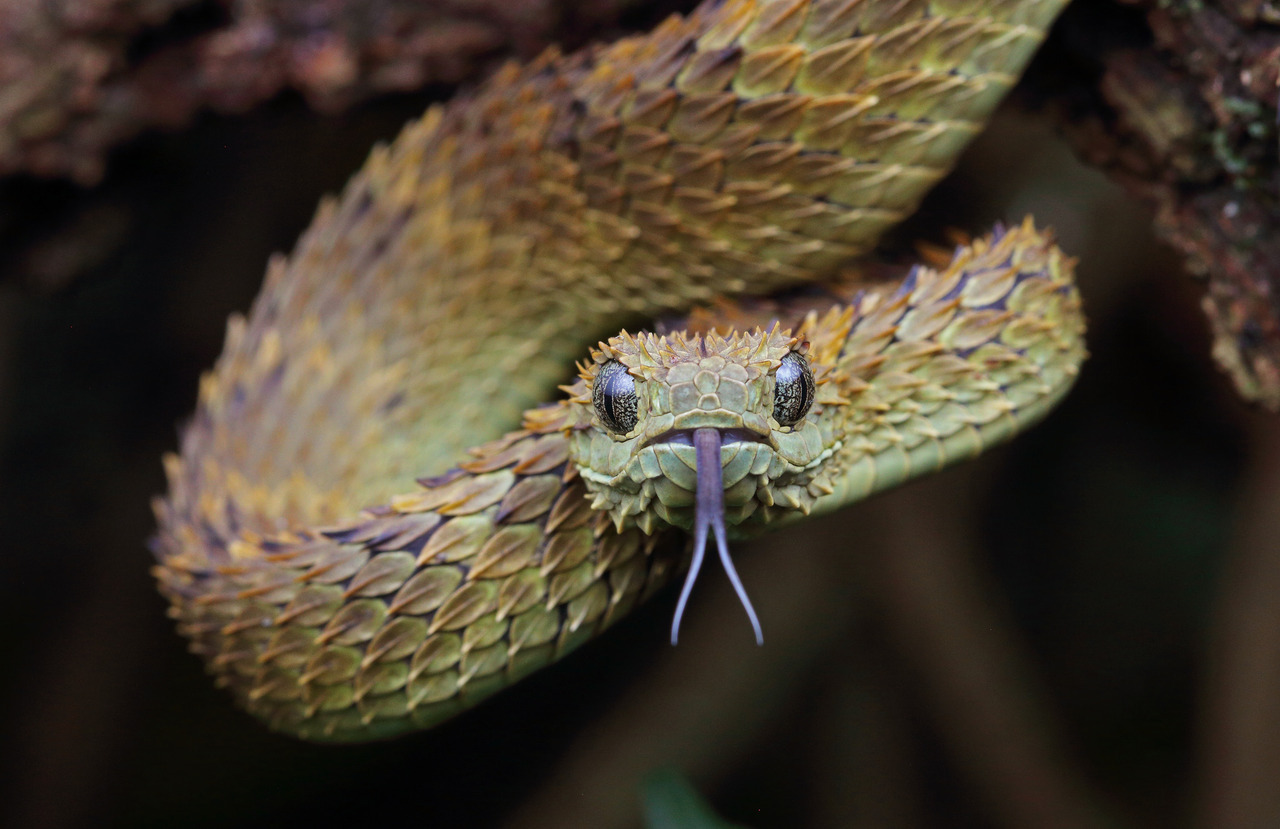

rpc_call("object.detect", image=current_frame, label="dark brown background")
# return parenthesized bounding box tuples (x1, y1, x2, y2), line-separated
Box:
(0, 1, 1275, 827)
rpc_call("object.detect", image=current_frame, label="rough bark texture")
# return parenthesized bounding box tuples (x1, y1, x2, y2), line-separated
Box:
(0, 0, 642, 183)
(1041, 0, 1280, 409)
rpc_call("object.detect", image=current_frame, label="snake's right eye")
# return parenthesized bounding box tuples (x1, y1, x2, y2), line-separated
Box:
(592, 360, 638, 434)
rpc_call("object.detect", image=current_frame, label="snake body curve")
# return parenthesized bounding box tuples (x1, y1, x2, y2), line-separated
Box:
(153, 0, 1079, 741)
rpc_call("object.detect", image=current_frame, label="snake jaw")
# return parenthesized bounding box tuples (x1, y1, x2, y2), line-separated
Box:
(643, 426, 772, 450)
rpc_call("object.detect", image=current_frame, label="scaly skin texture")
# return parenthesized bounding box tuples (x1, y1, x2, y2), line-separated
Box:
(566, 221, 1084, 538)
(153, 0, 1075, 741)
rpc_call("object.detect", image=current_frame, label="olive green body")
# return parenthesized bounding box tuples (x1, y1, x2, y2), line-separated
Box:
(153, 0, 1078, 741)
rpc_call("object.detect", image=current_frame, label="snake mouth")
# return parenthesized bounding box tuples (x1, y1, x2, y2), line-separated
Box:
(643, 427, 770, 449)
(669, 426, 765, 648)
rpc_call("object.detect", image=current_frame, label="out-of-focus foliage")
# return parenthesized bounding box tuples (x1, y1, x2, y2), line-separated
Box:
(643, 770, 744, 829)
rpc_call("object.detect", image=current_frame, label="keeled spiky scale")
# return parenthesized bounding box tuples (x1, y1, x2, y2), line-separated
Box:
(156, 215, 1083, 741)
(153, 0, 1077, 741)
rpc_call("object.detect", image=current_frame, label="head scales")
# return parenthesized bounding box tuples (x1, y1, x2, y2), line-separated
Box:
(562, 317, 853, 644)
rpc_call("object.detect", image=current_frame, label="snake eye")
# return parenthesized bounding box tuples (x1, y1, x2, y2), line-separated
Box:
(772, 351, 815, 427)
(593, 360, 638, 434)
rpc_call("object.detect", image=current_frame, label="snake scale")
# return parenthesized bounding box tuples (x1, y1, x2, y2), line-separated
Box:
(153, 0, 1082, 741)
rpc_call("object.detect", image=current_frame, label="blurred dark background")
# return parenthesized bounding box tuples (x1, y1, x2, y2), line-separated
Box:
(0, 2, 1276, 828)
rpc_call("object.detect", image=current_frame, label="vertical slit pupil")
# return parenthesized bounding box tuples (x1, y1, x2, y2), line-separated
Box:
(773, 352, 814, 426)
(593, 360, 638, 433)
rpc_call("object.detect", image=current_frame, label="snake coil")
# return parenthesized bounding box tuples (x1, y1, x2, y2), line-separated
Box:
(153, 0, 1079, 741)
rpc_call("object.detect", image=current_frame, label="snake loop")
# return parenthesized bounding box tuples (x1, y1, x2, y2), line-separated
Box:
(153, 0, 1080, 741)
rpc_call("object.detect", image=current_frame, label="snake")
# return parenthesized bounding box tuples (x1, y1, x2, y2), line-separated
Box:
(152, 0, 1083, 742)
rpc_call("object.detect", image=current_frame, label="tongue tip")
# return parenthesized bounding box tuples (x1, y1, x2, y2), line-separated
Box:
(663, 427, 763, 646)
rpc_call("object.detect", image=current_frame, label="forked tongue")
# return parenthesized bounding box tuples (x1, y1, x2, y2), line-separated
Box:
(669, 427, 764, 646)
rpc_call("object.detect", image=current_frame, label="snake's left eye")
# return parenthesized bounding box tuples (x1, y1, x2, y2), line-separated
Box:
(772, 351, 815, 427)
(593, 360, 638, 434)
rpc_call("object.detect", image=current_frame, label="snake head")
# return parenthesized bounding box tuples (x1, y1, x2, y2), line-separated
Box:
(563, 322, 850, 644)
(566, 324, 845, 534)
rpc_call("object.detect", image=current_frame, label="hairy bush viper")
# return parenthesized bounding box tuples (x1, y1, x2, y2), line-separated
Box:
(153, 0, 1082, 741)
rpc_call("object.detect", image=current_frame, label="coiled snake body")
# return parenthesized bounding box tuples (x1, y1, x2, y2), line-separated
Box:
(153, 0, 1082, 741)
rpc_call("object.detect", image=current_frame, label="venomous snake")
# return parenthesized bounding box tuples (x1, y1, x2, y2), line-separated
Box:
(153, 0, 1084, 741)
